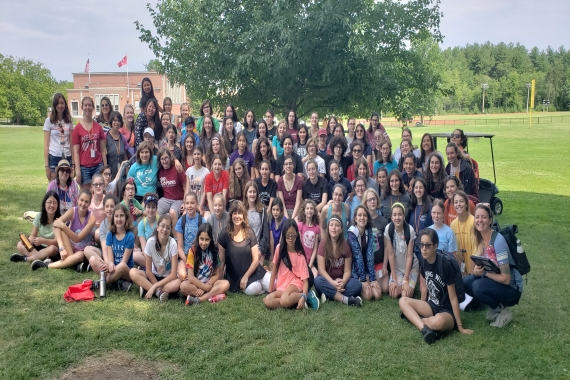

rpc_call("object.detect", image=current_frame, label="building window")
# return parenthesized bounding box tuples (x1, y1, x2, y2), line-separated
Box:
(71, 101, 79, 117)
(95, 94, 119, 113)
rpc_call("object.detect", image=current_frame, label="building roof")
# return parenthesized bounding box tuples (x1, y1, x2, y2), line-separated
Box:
(71, 71, 159, 75)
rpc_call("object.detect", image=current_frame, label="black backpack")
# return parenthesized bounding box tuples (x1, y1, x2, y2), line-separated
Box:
(388, 222, 411, 247)
(491, 223, 530, 276)
(436, 249, 466, 303)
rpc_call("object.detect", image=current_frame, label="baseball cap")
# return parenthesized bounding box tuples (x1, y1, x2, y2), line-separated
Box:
(144, 127, 155, 137)
(318, 128, 327, 137)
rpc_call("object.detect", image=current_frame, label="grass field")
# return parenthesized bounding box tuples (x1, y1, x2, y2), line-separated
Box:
(1, 123, 569, 379)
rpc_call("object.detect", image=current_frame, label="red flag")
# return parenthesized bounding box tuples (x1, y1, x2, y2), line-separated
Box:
(84, 59, 90, 74)
(117, 55, 128, 68)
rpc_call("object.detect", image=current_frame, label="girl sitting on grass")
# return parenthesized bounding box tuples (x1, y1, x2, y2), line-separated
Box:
(130, 214, 181, 302)
(264, 219, 319, 311)
(84, 194, 118, 265)
(181, 223, 230, 305)
(89, 203, 135, 292)
(11, 191, 61, 264)
(296, 199, 320, 278)
(32, 189, 96, 272)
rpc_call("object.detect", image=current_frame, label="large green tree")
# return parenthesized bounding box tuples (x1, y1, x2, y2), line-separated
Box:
(136, 0, 442, 118)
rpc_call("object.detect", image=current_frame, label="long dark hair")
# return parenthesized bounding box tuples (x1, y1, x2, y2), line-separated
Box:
(419, 133, 435, 164)
(296, 124, 309, 145)
(254, 137, 274, 170)
(97, 96, 113, 122)
(139, 77, 155, 109)
(367, 112, 380, 133)
(410, 178, 432, 215)
(50, 93, 72, 124)
(243, 109, 257, 130)
(191, 223, 219, 277)
(146, 98, 163, 140)
(424, 154, 446, 197)
(41, 191, 61, 226)
(286, 109, 299, 131)
(277, 219, 304, 271)
(226, 104, 239, 122)
(323, 214, 346, 272)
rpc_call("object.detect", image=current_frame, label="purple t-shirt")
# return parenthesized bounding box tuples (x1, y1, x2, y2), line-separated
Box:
(229, 150, 254, 172)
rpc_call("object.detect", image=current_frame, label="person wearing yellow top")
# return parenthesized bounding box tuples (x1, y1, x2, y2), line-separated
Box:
(450, 191, 477, 275)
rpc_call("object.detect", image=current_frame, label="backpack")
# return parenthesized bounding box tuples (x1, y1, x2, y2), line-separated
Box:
(436, 249, 466, 303)
(388, 222, 411, 247)
(490, 225, 530, 276)
(181, 214, 205, 233)
(64, 280, 95, 302)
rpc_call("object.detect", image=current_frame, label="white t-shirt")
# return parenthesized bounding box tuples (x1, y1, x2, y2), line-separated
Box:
(303, 155, 326, 177)
(43, 117, 73, 157)
(185, 166, 210, 202)
(144, 236, 178, 277)
(394, 147, 421, 162)
(384, 224, 418, 274)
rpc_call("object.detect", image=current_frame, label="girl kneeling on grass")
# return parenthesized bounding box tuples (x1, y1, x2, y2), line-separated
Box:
(399, 228, 473, 344)
(89, 204, 135, 292)
(314, 215, 363, 307)
(130, 214, 181, 302)
(11, 191, 61, 264)
(264, 219, 319, 311)
(32, 190, 96, 271)
(181, 223, 230, 305)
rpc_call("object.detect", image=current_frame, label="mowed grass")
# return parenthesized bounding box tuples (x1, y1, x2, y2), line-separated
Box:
(1, 124, 569, 379)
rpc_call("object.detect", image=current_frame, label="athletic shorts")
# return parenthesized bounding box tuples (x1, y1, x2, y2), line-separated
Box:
(428, 301, 457, 329)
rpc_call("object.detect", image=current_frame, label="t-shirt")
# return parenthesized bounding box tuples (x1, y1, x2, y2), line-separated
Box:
(244, 128, 257, 151)
(72, 121, 105, 167)
(145, 236, 178, 277)
(317, 240, 351, 279)
(286, 127, 298, 144)
(106, 231, 135, 268)
(294, 142, 308, 159)
(204, 170, 229, 196)
(272, 135, 284, 157)
(277, 175, 303, 211)
(302, 176, 328, 205)
(380, 194, 411, 221)
(254, 178, 277, 207)
(218, 228, 266, 292)
(420, 254, 455, 311)
(137, 217, 157, 241)
(247, 209, 263, 242)
(275, 153, 304, 176)
(401, 170, 423, 188)
(273, 244, 309, 291)
(207, 211, 229, 245)
(297, 222, 320, 263)
(33, 213, 54, 244)
(159, 165, 186, 200)
(47, 180, 79, 214)
(482, 233, 523, 291)
(127, 156, 159, 197)
(266, 126, 276, 142)
(429, 224, 457, 254)
(229, 150, 255, 172)
(384, 224, 417, 274)
(99, 219, 109, 245)
(185, 166, 210, 203)
(186, 246, 221, 283)
(43, 117, 73, 157)
(450, 215, 477, 273)
(407, 204, 433, 239)
(175, 214, 205, 254)
(303, 155, 326, 177)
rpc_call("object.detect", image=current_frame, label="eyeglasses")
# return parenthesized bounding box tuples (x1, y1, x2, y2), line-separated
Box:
(356, 130, 364, 134)
(103, 172, 111, 177)
(451, 134, 461, 138)
(285, 233, 298, 240)
(158, 223, 172, 231)
(366, 198, 376, 203)
(160, 156, 170, 161)
(352, 149, 362, 153)
(92, 182, 104, 187)
(101, 104, 109, 108)
(203, 105, 211, 109)
(46, 201, 58, 206)
(419, 243, 435, 249)
(334, 145, 342, 150)
(284, 162, 293, 166)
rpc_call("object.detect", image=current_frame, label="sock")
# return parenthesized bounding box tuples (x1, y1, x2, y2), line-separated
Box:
(342, 296, 349, 305)
(155, 289, 161, 297)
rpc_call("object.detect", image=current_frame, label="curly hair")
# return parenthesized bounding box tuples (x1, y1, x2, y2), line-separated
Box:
(297, 199, 320, 226)
(328, 136, 348, 156)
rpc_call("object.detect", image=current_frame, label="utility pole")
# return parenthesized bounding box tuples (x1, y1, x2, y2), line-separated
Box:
(481, 84, 489, 113)
(526, 83, 531, 113)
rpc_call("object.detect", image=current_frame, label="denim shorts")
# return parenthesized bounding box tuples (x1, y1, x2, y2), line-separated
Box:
(48, 154, 72, 172)
(80, 162, 103, 184)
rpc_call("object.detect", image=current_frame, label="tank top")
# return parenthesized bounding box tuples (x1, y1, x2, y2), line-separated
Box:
(326, 204, 348, 236)
(270, 217, 286, 252)
(69, 207, 93, 252)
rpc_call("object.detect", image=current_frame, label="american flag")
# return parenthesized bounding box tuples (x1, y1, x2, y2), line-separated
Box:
(84, 59, 90, 74)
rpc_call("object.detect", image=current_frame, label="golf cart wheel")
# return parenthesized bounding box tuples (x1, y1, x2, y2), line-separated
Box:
(491, 198, 503, 215)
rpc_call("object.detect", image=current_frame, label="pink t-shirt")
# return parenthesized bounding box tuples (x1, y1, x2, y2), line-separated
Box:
(72, 121, 105, 167)
(273, 244, 309, 292)
(89, 196, 105, 228)
(297, 222, 320, 263)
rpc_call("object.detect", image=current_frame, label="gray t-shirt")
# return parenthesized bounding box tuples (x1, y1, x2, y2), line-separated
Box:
(207, 211, 229, 245)
(99, 219, 109, 245)
(247, 209, 262, 242)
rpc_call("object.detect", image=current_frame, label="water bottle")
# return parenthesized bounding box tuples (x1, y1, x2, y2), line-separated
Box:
(516, 239, 524, 255)
(100, 270, 107, 298)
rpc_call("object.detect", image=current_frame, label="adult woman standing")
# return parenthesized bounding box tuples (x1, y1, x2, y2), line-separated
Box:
(450, 191, 477, 275)
(44, 93, 73, 182)
(119, 104, 136, 148)
(366, 112, 386, 151)
(46, 159, 79, 215)
(218, 201, 271, 295)
(463, 204, 523, 328)
(424, 154, 447, 199)
(95, 96, 113, 132)
(196, 99, 220, 134)
(106, 111, 131, 178)
(72, 97, 107, 189)
(134, 98, 162, 148)
(277, 155, 303, 219)
(445, 142, 478, 199)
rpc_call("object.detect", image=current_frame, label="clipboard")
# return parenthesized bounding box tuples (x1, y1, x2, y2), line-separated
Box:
(470, 255, 501, 274)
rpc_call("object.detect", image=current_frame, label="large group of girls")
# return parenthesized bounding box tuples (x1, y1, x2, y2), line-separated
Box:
(11, 77, 523, 344)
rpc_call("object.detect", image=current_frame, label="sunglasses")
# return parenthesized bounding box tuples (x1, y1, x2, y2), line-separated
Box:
(419, 243, 435, 249)
(352, 149, 362, 153)
(59, 168, 71, 174)
(451, 133, 461, 138)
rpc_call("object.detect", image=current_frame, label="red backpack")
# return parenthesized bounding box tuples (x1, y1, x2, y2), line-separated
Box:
(64, 280, 95, 302)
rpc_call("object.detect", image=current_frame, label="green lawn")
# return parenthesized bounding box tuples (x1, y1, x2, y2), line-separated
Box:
(1, 124, 569, 379)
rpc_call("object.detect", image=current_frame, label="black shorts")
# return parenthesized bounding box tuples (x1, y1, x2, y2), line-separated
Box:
(428, 301, 457, 329)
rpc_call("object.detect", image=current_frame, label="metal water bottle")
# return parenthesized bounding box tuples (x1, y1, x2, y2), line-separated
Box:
(100, 270, 107, 298)
(516, 239, 524, 255)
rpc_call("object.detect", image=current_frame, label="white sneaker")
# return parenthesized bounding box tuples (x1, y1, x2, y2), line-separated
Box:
(490, 307, 513, 328)
(320, 293, 327, 304)
(486, 307, 500, 322)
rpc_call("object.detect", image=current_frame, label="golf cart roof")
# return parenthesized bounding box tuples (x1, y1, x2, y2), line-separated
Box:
(430, 132, 495, 139)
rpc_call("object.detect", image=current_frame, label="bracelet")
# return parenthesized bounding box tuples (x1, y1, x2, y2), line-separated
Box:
(59, 247, 65, 252)
(300, 293, 307, 299)
(402, 280, 409, 283)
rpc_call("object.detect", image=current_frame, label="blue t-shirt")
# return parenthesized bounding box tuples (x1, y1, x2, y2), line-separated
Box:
(106, 231, 135, 268)
(272, 135, 284, 157)
(373, 159, 398, 176)
(137, 217, 157, 241)
(174, 214, 204, 254)
(428, 224, 457, 254)
(127, 156, 159, 197)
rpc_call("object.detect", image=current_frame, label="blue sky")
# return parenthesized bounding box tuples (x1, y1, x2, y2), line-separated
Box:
(1, 0, 568, 81)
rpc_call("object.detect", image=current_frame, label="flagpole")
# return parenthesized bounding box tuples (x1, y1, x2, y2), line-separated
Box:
(88, 54, 91, 84)
(126, 53, 129, 102)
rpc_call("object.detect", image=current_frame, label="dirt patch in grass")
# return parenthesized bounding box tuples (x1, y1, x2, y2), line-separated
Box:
(57, 351, 169, 380)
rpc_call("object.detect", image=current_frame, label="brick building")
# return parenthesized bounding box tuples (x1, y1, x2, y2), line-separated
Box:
(66, 71, 187, 118)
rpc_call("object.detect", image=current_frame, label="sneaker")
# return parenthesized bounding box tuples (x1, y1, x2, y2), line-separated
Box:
(74, 262, 84, 273)
(86, 264, 92, 272)
(421, 325, 437, 344)
(120, 280, 132, 292)
(140, 286, 146, 298)
(486, 307, 500, 322)
(347, 296, 363, 307)
(306, 290, 320, 311)
(10, 253, 26, 262)
(185, 295, 199, 306)
(90, 280, 100, 290)
(159, 291, 169, 302)
(209, 294, 226, 303)
(43, 258, 52, 265)
(490, 307, 513, 328)
(320, 293, 327, 304)
(31, 260, 48, 271)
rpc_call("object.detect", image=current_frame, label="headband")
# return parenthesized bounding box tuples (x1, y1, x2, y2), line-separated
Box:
(328, 216, 342, 226)
(392, 202, 406, 212)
